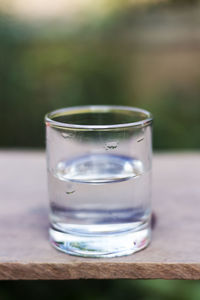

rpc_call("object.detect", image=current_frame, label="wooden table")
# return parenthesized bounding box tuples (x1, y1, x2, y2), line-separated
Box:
(0, 151, 200, 280)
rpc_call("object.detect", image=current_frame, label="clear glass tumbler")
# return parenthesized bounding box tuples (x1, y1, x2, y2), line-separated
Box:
(45, 105, 153, 257)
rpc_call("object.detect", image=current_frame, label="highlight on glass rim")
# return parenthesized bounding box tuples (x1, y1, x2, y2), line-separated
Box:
(1, 0, 200, 298)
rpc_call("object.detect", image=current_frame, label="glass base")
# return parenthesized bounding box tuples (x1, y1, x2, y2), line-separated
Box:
(49, 224, 151, 258)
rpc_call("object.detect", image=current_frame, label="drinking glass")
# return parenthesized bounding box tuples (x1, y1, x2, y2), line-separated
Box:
(45, 105, 153, 257)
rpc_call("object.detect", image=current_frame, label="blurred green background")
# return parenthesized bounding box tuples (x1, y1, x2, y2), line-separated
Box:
(1, 280, 200, 300)
(1, 0, 200, 150)
(1, 0, 200, 299)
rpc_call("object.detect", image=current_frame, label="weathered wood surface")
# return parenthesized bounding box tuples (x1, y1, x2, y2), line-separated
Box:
(0, 151, 200, 280)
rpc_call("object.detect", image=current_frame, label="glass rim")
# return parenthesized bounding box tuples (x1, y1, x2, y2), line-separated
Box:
(45, 105, 153, 130)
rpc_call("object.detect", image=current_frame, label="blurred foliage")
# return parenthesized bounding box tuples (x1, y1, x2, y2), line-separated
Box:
(1, 0, 200, 149)
(1, 280, 200, 300)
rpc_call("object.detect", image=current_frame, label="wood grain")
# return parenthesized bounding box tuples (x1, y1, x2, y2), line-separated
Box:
(0, 151, 200, 280)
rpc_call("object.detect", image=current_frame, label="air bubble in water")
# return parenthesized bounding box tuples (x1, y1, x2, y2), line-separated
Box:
(137, 137, 144, 143)
(104, 141, 118, 150)
(66, 190, 75, 195)
(61, 132, 73, 139)
(65, 182, 75, 195)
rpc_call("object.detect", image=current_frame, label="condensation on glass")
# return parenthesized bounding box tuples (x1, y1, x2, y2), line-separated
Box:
(45, 105, 153, 257)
